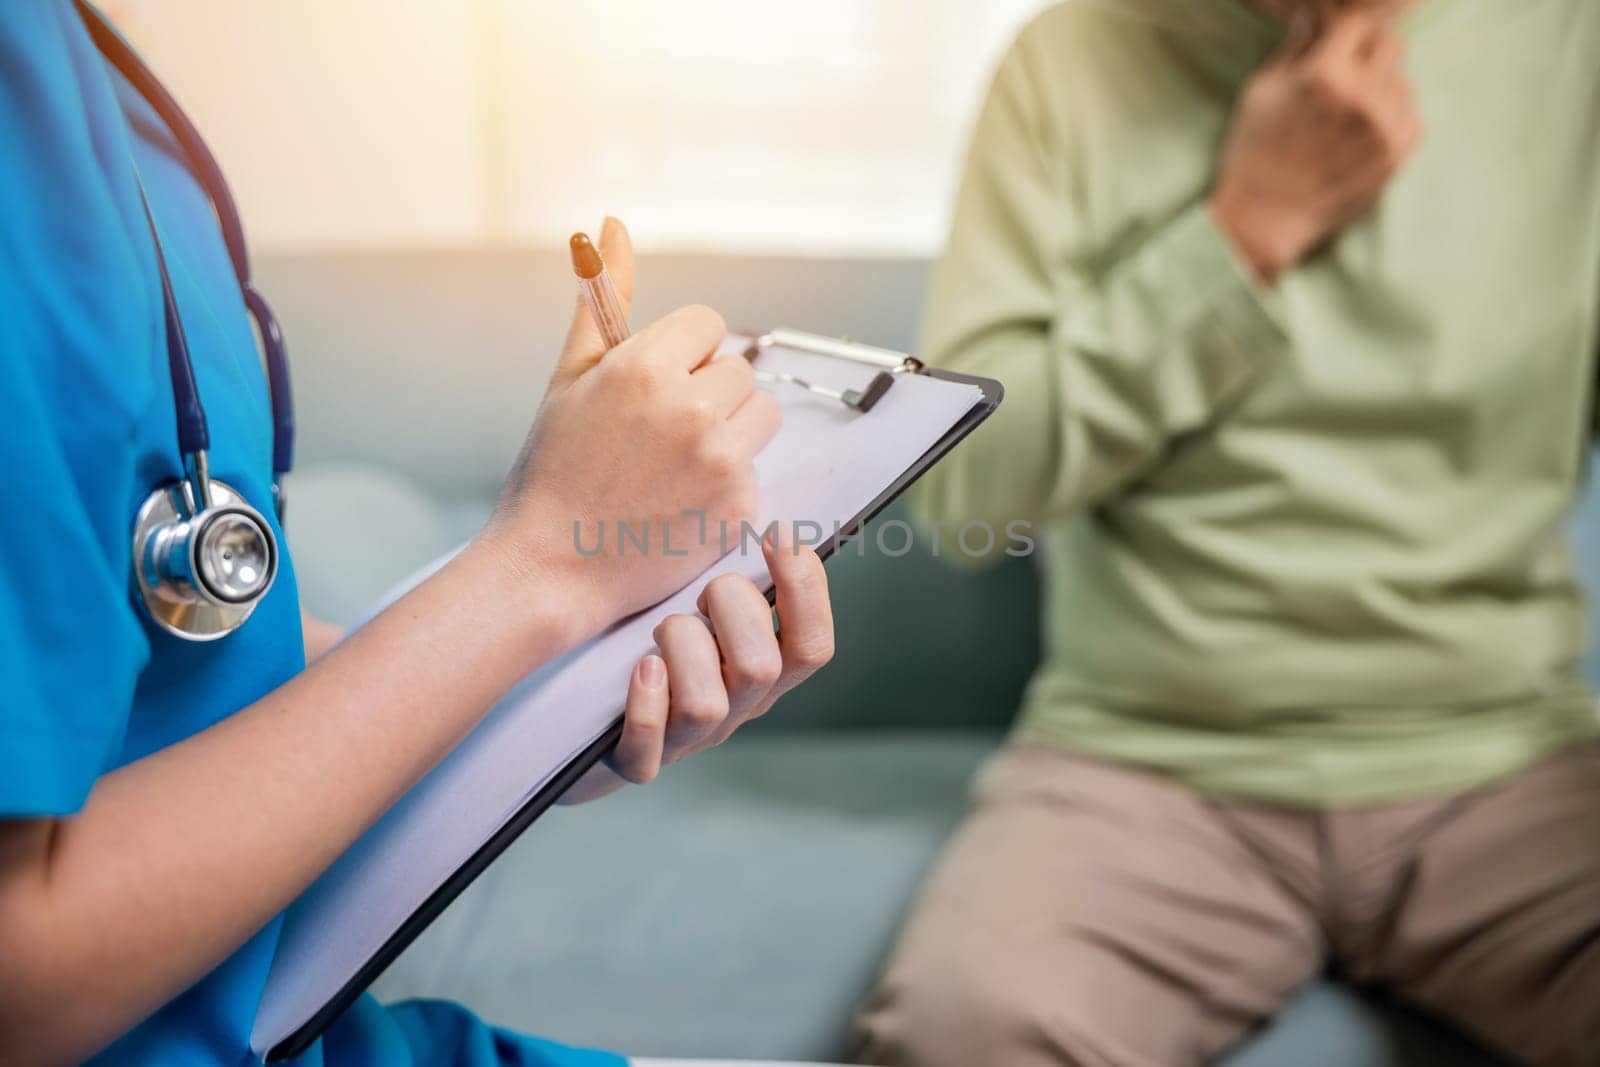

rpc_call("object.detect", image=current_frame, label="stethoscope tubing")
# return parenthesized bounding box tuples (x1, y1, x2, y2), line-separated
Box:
(133, 171, 211, 458)
(72, 0, 294, 491)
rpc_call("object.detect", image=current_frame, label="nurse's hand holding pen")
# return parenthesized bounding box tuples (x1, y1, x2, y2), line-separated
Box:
(482, 216, 837, 803)
(0, 215, 832, 1064)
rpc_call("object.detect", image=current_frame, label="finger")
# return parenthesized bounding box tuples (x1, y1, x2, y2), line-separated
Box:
(765, 530, 834, 692)
(653, 613, 730, 758)
(599, 215, 635, 311)
(553, 217, 637, 384)
(607, 654, 669, 784)
(1360, 0, 1419, 25)
(617, 303, 728, 374)
(1387, 110, 1425, 164)
(1376, 63, 1409, 102)
(1305, 8, 1381, 70)
(1374, 79, 1417, 144)
(724, 387, 783, 457)
(696, 574, 783, 729)
(1364, 28, 1404, 75)
(690, 354, 758, 420)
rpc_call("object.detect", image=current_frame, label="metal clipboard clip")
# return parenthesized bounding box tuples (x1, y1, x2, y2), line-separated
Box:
(741, 327, 924, 414)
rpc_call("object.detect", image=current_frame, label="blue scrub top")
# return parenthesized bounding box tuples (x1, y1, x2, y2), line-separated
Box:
(0, 5, 624, 1066)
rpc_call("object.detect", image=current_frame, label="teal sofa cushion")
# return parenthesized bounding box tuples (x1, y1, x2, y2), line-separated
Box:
(1222, 983, 1498, 1067)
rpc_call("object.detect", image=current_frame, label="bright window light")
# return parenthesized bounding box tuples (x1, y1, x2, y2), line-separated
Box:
(119, 0, 1053, 255)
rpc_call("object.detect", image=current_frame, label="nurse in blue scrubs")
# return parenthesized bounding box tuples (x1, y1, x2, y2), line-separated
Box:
(0, 3, 836, 1064)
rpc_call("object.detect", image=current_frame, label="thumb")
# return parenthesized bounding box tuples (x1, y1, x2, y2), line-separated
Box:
(1301, 3, 1381, 68)
(553, 216, 636, 386)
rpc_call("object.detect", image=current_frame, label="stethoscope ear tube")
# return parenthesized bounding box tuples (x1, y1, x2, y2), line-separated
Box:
(244, 284, 295, 508)
(135, 173, 210, 460)
(245, 286, 293, 472)
(72, 0, 252, 284)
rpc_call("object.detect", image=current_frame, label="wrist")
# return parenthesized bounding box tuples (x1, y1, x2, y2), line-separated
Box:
(1207, 191, 1301, 285)
(465, 525, 610, 653)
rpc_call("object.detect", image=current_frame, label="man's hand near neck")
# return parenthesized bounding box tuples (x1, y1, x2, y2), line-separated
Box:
(1211, 1, 1422, 283)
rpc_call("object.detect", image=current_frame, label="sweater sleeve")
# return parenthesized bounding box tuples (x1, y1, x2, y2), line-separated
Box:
(909, 29, 1289, 563)
(1581, 320, 1598, 436)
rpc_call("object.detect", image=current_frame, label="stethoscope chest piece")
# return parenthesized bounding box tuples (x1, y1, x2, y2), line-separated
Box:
(132, 474, 279, 641)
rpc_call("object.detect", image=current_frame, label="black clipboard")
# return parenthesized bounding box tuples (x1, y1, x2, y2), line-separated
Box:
(266, 332, 1002, 1060)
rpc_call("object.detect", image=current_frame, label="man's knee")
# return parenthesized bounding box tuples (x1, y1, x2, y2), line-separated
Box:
(856, 961, 1039, 1067)
(853, 956, 1125, 1067)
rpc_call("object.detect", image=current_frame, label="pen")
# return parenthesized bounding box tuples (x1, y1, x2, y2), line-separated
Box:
(570, 229, 890, 412)
(569, 232, 631, 349)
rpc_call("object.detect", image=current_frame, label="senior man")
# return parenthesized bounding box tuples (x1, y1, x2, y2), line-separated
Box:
(856, 2, 1600, 1065)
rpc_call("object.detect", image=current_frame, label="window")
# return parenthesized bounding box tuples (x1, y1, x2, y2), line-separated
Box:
(121, 0, 1054, 254)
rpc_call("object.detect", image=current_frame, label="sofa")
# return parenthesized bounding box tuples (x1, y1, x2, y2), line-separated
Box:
(264, 248, 1600, 1065)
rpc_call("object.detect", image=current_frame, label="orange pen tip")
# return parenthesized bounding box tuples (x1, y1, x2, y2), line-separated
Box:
(569, 232, 604, 279)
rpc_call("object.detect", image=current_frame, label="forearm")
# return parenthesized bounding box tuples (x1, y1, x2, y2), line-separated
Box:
(908, 325, 1065, 546)
(300, 610, 345, 663)
(0, 537, 583, 1063)
(914, 200, 1288, 556)
(911, 37, 1288, 560)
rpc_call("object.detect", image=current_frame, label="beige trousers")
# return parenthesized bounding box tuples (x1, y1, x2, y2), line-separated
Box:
(853, 741, 1600, 1067)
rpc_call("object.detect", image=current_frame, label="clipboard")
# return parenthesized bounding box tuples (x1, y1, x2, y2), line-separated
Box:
(258, 329, 1002, 1061)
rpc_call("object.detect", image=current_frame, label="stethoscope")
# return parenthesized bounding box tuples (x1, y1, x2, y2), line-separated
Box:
(75, 1, 295, 642)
